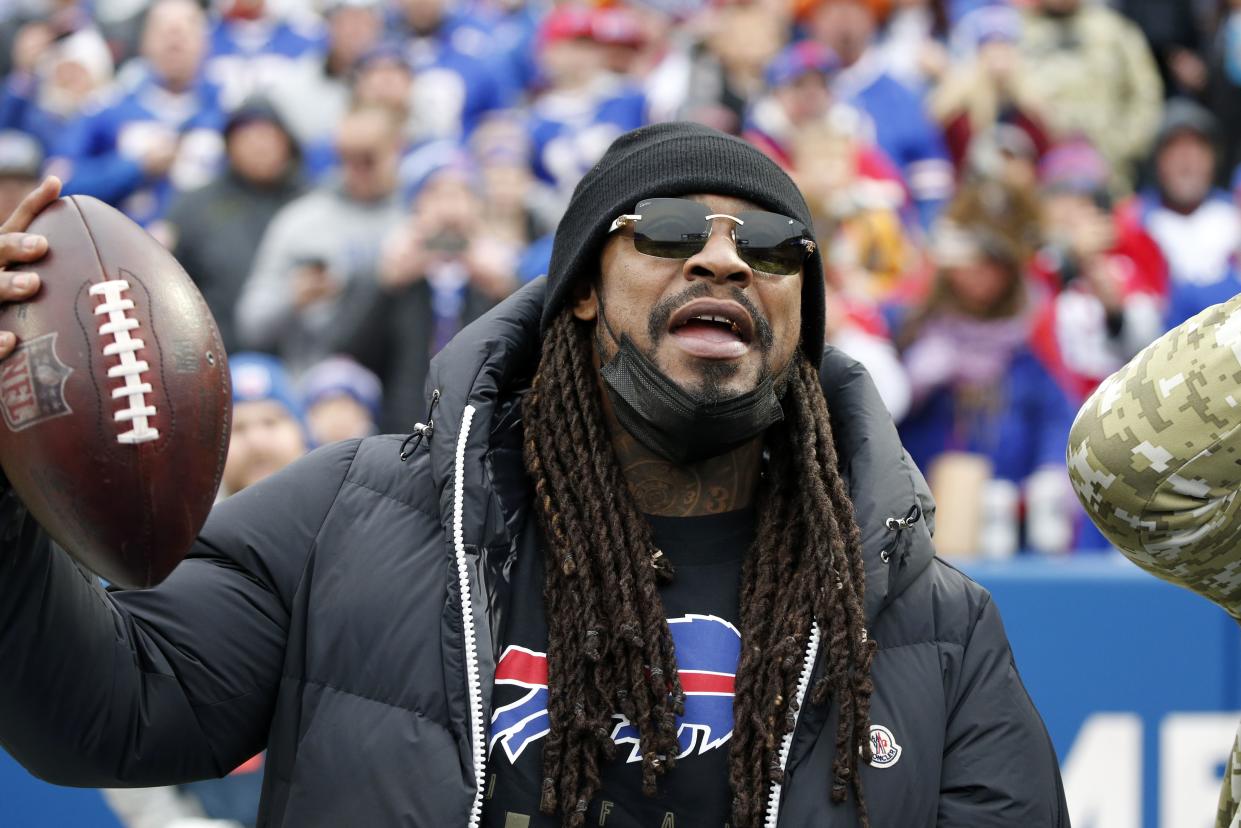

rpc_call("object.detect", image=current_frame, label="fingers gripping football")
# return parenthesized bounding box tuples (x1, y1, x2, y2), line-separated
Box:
(0, 177, 60, 358)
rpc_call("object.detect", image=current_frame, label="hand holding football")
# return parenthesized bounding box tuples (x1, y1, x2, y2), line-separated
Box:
(0, 185, 230, 588)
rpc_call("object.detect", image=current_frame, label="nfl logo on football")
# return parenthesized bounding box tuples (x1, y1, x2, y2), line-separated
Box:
(868, 724, 902, 769)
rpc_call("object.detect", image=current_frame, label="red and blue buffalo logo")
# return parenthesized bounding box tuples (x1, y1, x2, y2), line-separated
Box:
(489, 614, 741, 764)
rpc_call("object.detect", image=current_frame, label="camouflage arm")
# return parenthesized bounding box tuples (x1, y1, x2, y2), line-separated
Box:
(1220, 723, 1241, 828)
(1067, 293, 1241, 621)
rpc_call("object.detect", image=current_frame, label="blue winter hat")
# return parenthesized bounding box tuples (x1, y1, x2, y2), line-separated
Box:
(952, 4, 1021, 54)
(230, 352, 304, 422)
(352, 40, 412, 75)
(401, 141, 481, 206)
(764, 40, 841, 89)
(301, 356, 383, 421)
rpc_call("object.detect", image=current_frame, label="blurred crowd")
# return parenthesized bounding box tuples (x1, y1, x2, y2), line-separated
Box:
(0, 0, 1235, 567)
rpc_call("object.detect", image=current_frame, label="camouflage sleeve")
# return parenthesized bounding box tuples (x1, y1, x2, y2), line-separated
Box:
(1220, 723, 1241, 828)
(1068, 296, 1241, 828)
(1067, 294, 1241, 621)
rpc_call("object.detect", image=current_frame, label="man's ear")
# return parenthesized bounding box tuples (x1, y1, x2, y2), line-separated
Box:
(571, 279, 598, 322)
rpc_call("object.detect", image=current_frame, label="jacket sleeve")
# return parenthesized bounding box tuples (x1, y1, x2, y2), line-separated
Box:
(938, 593, 1069, 827)
(1067, 293, 1241, 619)
(0, 441, 358, 788)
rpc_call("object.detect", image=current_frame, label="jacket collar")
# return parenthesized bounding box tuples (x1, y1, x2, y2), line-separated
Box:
(819, 348, 936, 621)
(424, 278, 545, 551)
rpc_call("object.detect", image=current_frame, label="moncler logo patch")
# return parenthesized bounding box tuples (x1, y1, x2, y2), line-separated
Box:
(867, 724, 902, 768)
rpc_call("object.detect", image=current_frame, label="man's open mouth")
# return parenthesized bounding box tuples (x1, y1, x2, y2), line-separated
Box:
(668, 299, 755, 345)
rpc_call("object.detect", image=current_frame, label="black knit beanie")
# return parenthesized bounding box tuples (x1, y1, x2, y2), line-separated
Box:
(542, 121, 826, 360)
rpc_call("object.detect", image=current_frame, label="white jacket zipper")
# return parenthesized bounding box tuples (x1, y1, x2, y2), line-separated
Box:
(453, 405, 487, 827)
(763, 622, 821, 828)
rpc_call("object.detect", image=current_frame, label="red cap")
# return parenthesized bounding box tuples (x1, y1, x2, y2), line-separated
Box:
(591, 6, 645, 48)
(538, 5, 596, 48)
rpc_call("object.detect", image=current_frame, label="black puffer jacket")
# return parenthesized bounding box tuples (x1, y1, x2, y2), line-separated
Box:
(0, 279, 1069, 827)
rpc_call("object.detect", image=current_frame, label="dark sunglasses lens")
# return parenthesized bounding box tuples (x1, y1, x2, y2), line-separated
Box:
(736, 211, 811, 275)
(631, 198, 710, 259)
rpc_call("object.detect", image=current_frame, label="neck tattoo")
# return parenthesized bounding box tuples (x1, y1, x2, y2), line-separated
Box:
(610, 427, 762, 517)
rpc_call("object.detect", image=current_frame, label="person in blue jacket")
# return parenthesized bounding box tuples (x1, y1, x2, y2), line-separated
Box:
(56, 0, 226, 227)
(203, 0, 326, 112)
(0, 27, 115, 156)
(389, 0, 515, 140)
(808, 0, 955, 228)
(526, 5, 647, 203)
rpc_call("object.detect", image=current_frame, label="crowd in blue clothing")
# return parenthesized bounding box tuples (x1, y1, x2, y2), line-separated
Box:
(1, 0, 1240, 560)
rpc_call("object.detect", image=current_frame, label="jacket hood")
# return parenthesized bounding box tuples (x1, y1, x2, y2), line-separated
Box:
(421, 278, 936, 621)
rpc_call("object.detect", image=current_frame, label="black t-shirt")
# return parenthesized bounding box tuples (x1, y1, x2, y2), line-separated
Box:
(481, 509, 755, 828)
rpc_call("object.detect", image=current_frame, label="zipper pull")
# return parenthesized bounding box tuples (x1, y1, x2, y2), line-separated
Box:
(398, 389, 440, 461)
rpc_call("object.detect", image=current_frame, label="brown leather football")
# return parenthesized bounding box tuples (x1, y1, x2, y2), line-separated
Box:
(0, 195, 230, 588)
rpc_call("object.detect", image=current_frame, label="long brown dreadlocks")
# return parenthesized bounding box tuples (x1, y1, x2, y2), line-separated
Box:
(522, 309, 877, 828)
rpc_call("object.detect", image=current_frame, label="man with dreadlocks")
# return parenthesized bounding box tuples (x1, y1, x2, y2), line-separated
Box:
(0, 125, 1066, 827)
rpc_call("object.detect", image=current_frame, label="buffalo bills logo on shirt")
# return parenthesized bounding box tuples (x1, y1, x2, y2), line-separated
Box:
(489, 614, 741, 764)
(489, 646, 551, 762)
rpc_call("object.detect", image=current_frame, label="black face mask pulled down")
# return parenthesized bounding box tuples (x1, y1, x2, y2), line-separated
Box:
(596, 297, 785, 465)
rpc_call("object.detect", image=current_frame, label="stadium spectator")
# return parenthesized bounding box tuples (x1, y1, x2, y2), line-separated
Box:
(1118, 0, 1209, 99)
(1019, 0, 1163, 188)
(871, 0, 951, 93)
(0, 0, 89, 80)
(350, 43, 417, 140)
(789, 117, 911, 302)
(0, 26, 114, 155)
(806, 0, 955, 227)
(929, 4, 1052, 171)
(1027, 138, 1167, 403)
(203, 0, 324, 112)
(269, 0, 383, 151)
(1134, 98, 1241, 328)
(472, 0, 543, 96)
(391, 0, 513, 140)
(662, 0, 786, 133)
(56, 0, 225, 228)
(589, 4, 648, 78)
(300, 355, 383, 445)
(0, 130, 43, 221)
(824, 276, 912, 422)
(329, 157, 513, 432)
(234, 103, 404, 373)
(744, 40, 844, 166)
(222, 352, 308, 498)
(470, 114, 554, 250)
(526, 5, 647, 206)
(161, 96, 303, 354)
(301, 42, 456, 184)
(892, 218, 1078, 554)
(1207, 0, 1241, 183)
(960, 122, 1041, 194)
